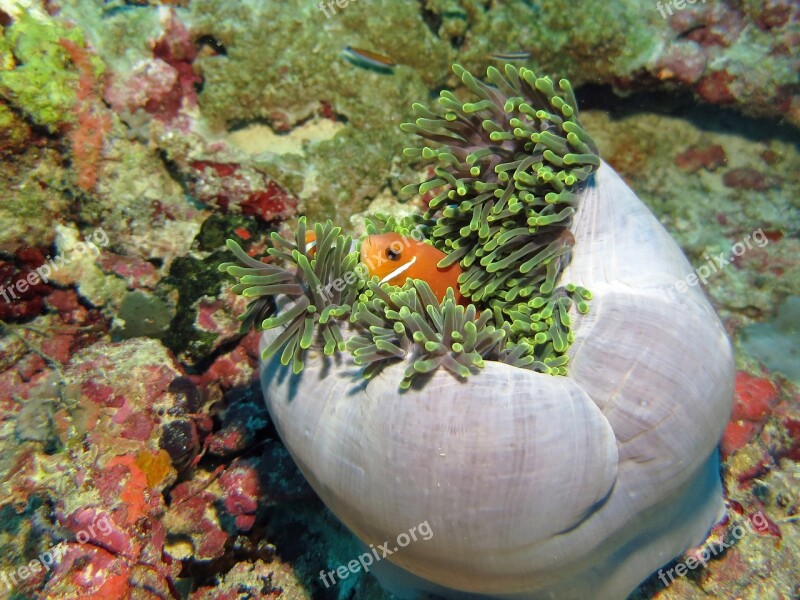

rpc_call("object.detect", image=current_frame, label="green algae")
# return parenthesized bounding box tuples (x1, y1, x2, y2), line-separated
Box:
(60, 0, 164, 74)
(0, 147, 71, 253)
(160, 251, 231, 367)
(185, 0, 445, 225)
(174, 0, 658, 229)
(0, 102, 29, 152)
(0, 11, 109, 253)
(114, 291, 174, 340)
(189, 0, 447, 129)
(0, 11, 101, 132)
(195, 213, 260, 253)
(456, 0, 659, 84)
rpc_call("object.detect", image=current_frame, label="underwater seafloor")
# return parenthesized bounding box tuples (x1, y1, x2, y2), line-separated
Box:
(0, 0, 798, 598)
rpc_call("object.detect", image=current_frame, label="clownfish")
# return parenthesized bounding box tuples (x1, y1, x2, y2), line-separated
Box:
(304, 231, 317, 258)
(360, 233, 464, 304)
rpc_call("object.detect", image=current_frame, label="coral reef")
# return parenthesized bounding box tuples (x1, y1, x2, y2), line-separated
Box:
(0, 0, 796, 598)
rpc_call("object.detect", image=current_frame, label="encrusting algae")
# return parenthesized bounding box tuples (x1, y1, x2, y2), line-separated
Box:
(220, 63, 600, 387)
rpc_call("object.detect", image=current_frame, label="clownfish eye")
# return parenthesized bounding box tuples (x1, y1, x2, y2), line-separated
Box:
(385, 247, 401, 261)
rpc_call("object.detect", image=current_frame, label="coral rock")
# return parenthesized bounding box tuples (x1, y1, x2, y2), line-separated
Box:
(732, 371, 779, 422)
(165, 481, 229, 561)
(41, 545, 133, 600)
(675, 143, 727, 172)
(220, 462, 261, 532)
(188, 161, 298, 223)
(721, 372, 779, 456)
(696, 70, 737, 104)
(722, 167, 781, 191)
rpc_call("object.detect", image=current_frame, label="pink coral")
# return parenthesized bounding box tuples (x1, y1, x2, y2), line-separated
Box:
(220, 462, 261, 531)
(188, 161, 298, 222)
(41, 545, 133, 599)
(696, 70, 737, 104)
(675, 144, 727, 172)
(104, 10, 199, 122)
(166, 481, 229, 560)
(654, 41, 707, 85)
(722, 167, 781, 191)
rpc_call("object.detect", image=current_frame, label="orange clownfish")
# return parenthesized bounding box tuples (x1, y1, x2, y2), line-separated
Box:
(304, 231, 317, 258)
(360, 233, 464, 304)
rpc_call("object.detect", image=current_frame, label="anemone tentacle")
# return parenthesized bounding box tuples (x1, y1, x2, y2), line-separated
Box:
(219, 218, 362, 374)
(347, 280, 510, 388)
(401, 63, 600, 371)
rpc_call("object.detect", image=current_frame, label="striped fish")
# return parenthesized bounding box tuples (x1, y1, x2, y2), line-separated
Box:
(343, 46, 397, 74)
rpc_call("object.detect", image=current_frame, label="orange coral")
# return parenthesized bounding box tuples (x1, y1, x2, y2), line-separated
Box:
(134, 448, 173, 487)
(106, 455, 149, 525)
(59, 38, 112, 192)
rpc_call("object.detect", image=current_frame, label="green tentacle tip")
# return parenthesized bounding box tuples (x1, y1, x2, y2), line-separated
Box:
(393, 62, 600, 377)
(219, 218, 366, 374)
(347, 282, 511, 385)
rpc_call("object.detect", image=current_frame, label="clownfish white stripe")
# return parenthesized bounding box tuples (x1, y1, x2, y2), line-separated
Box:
(380, 255, 418, 285)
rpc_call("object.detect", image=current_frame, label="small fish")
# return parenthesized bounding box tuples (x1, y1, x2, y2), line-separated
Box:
(488, 51, 532, 61)
(343, 46, 396, 74)
(360, 233, 463, 303)
(101, 3, 148, 19)
(304, 231, 317, 258)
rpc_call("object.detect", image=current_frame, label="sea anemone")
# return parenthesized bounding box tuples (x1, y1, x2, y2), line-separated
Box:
(223, 64, 734, 600)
